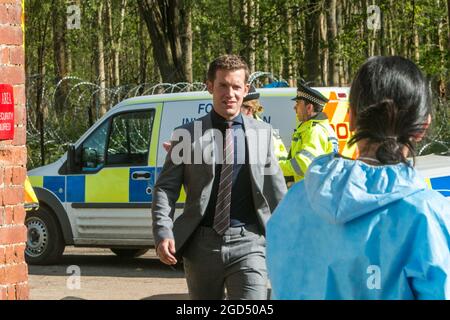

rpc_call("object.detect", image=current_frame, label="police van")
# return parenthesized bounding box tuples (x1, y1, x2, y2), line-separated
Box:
(26, 88, 450, 264)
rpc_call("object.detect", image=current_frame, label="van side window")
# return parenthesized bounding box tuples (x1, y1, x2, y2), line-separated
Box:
(106, 110, 154, 166)
(81, 120, 109, 171)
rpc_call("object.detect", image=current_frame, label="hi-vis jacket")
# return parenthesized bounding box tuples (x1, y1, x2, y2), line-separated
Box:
(254, 114, 288, 161)
(279, 112, 338, 182)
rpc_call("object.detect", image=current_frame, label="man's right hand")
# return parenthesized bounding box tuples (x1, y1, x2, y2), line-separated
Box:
(156, 239, 178, 265)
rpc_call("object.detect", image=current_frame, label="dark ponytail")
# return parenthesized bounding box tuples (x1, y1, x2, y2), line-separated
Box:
(348, 56, 431, 165)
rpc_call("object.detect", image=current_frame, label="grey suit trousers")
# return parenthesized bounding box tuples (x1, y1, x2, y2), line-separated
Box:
(182, 224, 267, 300)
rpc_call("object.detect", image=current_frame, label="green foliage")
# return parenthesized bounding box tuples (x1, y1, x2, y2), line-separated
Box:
(25, 0, 450, 168)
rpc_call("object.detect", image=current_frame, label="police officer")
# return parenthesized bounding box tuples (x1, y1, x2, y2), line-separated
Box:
(241, 85, 288, 161)
(279, 83, 338, 183)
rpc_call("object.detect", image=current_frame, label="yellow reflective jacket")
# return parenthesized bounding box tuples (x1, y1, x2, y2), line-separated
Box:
(254, 114, 288, 160)
(279, 112, 338, 182)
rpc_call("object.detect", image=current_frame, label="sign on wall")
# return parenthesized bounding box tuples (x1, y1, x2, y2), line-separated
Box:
(0, 84, 15, 140)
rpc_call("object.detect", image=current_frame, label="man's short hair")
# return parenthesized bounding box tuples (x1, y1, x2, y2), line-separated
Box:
(207, 55, 250, 82)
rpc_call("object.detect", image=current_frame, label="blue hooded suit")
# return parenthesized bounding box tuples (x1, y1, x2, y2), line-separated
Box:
(267, 153, 450, 299)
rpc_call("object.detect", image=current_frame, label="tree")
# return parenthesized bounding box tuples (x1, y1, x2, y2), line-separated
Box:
(137, 0, 193, 83)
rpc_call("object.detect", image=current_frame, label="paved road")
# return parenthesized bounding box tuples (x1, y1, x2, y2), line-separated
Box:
(28, 246, 189, 300)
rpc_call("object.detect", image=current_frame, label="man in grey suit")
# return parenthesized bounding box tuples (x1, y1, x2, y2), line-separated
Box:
(152, 54, 287, 300)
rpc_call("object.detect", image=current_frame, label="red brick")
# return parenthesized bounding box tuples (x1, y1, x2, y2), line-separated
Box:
(2, 185, 23, 205)
(0, 286, 7, 300)
(12, 125, 25, 145)
(0, 5, 8, 24)
(12, 166, 25, 185)
(0, 246, 5, 264)
(7, 4, 22, 25)
(9, 45, 24, 65)
(13, 146, 27, 165)
(14, 104, 26, 126)
(7, 284, 16, 300)
(0, 267, 5, 284)
(13, 243, 25, 263)
(0, 167, 3, 183)
(4, 206, 13, 224)
(4, 244, 24, 264)
(0, 65, 24, 84)
(0, 26, 22, 45)
(0, 146, 27, 166)
(0, 147, 13, 164)
(0, 146, 27, 164)
(15, 282, 28, 300)
(0, 225, 27, 245)
(6, 263, 27, 284)
(0, 47, 9, 64)
(13, 205, 25, 224)
(3, 166, 12, 185)
(13, 85, 25, 107)
(4, 245, 14, 262)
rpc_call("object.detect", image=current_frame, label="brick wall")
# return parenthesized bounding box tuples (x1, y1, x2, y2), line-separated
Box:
(0, 0, 28, 300)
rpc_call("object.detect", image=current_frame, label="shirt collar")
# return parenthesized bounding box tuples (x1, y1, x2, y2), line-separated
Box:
(211, 108, 243, 126)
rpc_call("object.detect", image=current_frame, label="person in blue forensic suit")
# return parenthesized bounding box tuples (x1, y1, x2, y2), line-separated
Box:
(266, 56, 450, 300)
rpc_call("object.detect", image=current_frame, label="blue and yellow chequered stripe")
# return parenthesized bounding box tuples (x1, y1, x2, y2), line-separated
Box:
(30, 174, 449, 204)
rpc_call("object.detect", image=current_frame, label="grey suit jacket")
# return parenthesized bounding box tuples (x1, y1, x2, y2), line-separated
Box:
(151, 112, 287, 255)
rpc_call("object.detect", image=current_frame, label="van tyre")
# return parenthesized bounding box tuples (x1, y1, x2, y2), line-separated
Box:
(110, 248, 149, 258)
(25, 207, 65, 265)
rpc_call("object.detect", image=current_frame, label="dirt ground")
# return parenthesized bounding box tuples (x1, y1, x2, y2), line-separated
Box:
(28, 246, 189, 300)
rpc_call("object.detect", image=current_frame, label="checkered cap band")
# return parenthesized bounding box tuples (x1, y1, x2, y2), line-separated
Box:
(297, 91, 327, 106)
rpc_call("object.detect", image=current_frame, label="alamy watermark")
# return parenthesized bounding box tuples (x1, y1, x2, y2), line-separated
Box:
(366, 265, 381, 290)
(367, 5, 381, 31)
(67, 4, 81, 30)
(66, 265, 81, 290)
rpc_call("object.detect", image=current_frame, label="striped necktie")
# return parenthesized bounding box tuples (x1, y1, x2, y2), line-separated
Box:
(213, 121, 234, 235)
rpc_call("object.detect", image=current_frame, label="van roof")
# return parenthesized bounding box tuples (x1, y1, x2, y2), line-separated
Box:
(116, 87, 349, 109)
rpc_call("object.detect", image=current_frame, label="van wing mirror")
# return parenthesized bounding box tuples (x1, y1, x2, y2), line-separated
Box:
(67, 144, 76, 173)
(82, 147, 99, 169)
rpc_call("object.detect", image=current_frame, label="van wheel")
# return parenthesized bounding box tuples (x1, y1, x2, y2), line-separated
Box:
(25, 207, 65, 265)
(110, 248, 149, 258)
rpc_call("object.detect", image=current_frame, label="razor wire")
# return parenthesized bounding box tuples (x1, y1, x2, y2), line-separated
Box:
(25, 76, 210, 168)
(25, 74, 450, 168)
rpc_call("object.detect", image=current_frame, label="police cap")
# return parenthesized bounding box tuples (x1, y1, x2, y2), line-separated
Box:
(243, 85, 260, 102)
(292, 83, 329, 107)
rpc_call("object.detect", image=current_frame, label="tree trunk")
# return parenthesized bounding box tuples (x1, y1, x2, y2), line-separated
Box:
(225, 0, 234, 53)
(248, 0, 256, 73)
(97, 2, 107, 115)
(137, 0, 190, 83)
(447, 0, 450, 52)
(180, 1, 193, 83)
(52, 0, 68, 113)
(240, 0, 248, 61)
(320, 10, 328, 86)
(106, 0, 127, 88)
(327, 0, 338, 85)
(287, 4, 295, 86)
(304, 0, 321, 84)
(336, 0, 345, 85)
(446, 0, 450, 97)
(263, 33, 269, 76)
(138, 12, 148, 91)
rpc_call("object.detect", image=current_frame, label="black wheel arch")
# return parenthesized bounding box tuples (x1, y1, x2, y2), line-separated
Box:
(33, 187, 74, 245)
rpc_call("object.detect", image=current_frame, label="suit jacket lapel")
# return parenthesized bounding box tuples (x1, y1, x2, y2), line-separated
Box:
(201, 113, 215, 178)
(242, 115, 258, 168)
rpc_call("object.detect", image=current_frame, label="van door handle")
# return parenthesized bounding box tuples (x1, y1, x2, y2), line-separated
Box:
(132, 171, 151, 180)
